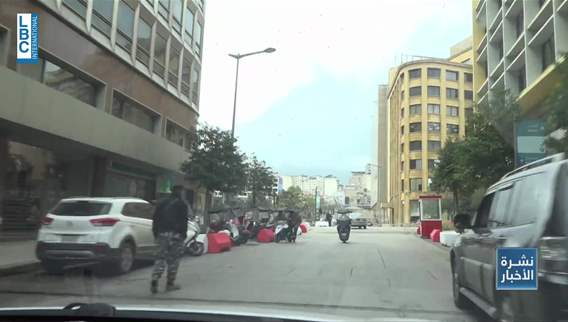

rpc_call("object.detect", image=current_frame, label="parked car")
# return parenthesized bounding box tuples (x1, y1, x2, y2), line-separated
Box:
(350, 213, 367, 229)
(450, 154, 568, 321)
(36, 197, 198, 275)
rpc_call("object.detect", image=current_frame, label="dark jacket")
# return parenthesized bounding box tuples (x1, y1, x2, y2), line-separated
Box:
(152, 196, 188, 238)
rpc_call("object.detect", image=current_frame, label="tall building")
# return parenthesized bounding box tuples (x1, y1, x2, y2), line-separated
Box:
(0, 0, 205, 231)
(386, 41, 473, 224)
(472, 0, 567, 160)
(377, 84, 388, 221)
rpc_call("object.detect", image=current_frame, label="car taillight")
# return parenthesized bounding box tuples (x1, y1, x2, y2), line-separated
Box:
(539, 237, 568, 273)
(41, 216, 54, 225)
(89, 218, 120, 226)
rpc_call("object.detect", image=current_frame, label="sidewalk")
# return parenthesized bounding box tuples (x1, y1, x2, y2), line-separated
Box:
(0, 240, 40, 276)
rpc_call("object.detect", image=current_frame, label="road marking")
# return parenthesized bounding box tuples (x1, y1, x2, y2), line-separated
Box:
(376, 248, 386, 269)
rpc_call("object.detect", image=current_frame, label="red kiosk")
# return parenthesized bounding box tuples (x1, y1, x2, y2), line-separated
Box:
(418, 195, 442, 239)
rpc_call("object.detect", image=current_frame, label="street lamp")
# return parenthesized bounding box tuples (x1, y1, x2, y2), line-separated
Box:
(229, 47, 276, 138)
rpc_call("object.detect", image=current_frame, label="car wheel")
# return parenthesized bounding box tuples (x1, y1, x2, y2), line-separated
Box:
(363, 226, 367, 230)
(112, 241, 135, 275)
(41, 260, 64, 275)
(451, 256, 470, 309)
(187, 241, 204, 256)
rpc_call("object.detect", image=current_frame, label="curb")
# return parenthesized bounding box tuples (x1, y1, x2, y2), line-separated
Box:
(0, 261, 41, 277)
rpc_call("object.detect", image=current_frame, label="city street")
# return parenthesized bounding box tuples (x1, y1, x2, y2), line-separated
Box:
(0, 228, 484, 321)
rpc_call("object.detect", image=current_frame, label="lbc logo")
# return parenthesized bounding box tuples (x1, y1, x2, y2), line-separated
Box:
(16, 13, 39, 64)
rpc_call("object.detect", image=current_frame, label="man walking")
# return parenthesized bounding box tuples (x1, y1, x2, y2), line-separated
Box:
(151, 185, 188, 294)
(326, 212, 332, 227)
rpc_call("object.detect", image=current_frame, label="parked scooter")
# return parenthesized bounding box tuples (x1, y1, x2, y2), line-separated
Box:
(336, 212, 352, 243)
(185, 218, 205, 256)
(208, 208, 248, 246)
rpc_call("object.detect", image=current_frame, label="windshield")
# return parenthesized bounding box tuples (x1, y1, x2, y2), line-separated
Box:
(51, 201, 112, 216)
(1, 0, 567, 321)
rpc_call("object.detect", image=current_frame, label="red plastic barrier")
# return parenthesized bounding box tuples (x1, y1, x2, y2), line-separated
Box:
(207, 232, 232, 253)
(300, 223, 308, 233)
(430, 229, 441, 243)
(420, 220, 442, 238)
(257, 228, 275, 243)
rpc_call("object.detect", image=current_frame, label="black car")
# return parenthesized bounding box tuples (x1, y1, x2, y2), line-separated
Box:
(451, 154, 568, 321)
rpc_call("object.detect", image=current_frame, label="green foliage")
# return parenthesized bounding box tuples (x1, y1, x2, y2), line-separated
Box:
(277, 186, 305, 209)
(181, 124, 247, 194)
(545, 56, 568, 153)
(431, 90, 515, 213)
(246, 155, 276, 207)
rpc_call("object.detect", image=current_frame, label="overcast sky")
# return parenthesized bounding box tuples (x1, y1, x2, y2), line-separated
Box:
(199, 0, 472, 183)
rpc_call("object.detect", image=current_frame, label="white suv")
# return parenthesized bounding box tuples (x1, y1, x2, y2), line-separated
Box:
(36, 197, 158, 275)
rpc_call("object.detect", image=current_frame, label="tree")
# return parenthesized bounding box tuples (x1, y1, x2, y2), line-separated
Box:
(431, 92, 515, 214)
(545, 55, 568, 153)
(277, 186, 305, 209)
(246, 155, 276, 207)
(181, 125, 247, 220)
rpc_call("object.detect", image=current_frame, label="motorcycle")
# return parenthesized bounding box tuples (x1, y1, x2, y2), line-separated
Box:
(185, 218, 205, 256)
(337, 217, 351, 243)
(208, 209, 249, 246)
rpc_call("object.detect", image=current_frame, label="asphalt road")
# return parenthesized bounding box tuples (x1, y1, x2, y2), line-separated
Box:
(0, 227, 487, 321)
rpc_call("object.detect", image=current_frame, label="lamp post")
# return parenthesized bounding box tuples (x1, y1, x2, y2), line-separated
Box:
(229, 47, 276, 138)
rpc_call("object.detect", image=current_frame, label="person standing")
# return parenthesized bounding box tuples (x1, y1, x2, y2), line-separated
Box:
(150, 185, 188, 294)
(326, 212, 332, 227)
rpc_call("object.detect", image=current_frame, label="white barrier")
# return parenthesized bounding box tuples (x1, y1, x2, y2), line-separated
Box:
(440, 231, 459, 247)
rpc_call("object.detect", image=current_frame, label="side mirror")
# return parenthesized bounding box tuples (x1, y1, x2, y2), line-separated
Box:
(453, 213, 472, 234)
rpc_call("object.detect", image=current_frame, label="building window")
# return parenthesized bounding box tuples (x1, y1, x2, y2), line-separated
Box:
(410, 140, 422, 151)
(447, 106, 459, 117)
(401, 179, 404, 192)
(168, 43, 180, 87)
(195, 21, 203, 55)
(410, 178, 423, 192)
(401, 161, 404, 171)
(158, 0, 170, 20)
(517, 67, 526, 92)
(409, 86, 421, 97)
(116, 1, 135, 52)
(401, 107, 405, 118)
(446, 88, 459, 99)
(428, 140, 441, 152)
(465, 72, 473, 82)
(464, 90, 473, 100)
(25, 57, 98, 107)
(410, 104, 421, 115)
(190, 63, 200, 105)
(409, 122, 422, 133)
(184, 6, 194, 46)
(427, 104, 440, 115)
(447, 124, 459, 134)
(427, 86, 440, 97)
(428, 122, 440, 133)
(446, 70, 459, 81)
(136, 17, 152, 66)
(410, 200, 420, 217)
(428, 159, 438, 170)
(171, 0, 182, 34)
(409, 68, 421, 79)
(166, 120, 190, 148)
(427, 68, 440, 79)
(400, 125, 404, 135)
(63, 0, 87, 18)
(465, 108, 473, 119)
(91, 0, 113, 38)
(154, 32, 167, 78)
(515, 12, 523, 38)
(410, 159, 422, 170)
(181, 55, 191, 97)
(112, 93, 159, 133)
(542, 38, 555, 71)
(401, 90, 405, 100)
(401, 143, 404, 153)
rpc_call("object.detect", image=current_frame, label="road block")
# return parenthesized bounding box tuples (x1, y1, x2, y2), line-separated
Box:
(207, 232, 232, 253)
(430, 229, 441, 243)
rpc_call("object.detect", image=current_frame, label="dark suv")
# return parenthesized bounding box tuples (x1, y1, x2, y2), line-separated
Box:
(451, 154, 568, 321)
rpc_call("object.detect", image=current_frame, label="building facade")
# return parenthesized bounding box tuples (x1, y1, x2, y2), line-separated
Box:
(472, 0, 567, 160)
(386, 52, 473, 224)
(279, 175, 340, 203)
(377, 85, 389, 222)
(0, 0, 205, 231)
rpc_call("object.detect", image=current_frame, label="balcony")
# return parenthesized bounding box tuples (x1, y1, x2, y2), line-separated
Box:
(491, 70, 505, 90)
(506, 33, 524, 59)
(490, 59, 505, 81)
(489, 8, 503, 34)
(488, 22, 504, 45)
(477, 33, 488, 54)
(527, 0, 553, 33)
(528, 16, 554, 47)
(476, 0, 487, 21)
(504, 0, 523, 19)
(508, 49, 525, 71)
(477, 78, 489, 98)
(559, 0, 568, 15)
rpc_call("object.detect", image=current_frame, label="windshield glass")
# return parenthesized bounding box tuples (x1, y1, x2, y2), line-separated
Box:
(1, 0, 567, 321)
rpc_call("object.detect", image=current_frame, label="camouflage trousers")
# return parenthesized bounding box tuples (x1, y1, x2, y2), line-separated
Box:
(151, 232, 185, 283)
